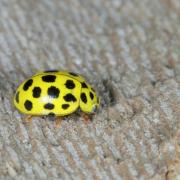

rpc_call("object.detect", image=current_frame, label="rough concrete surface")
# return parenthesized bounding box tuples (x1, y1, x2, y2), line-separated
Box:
(0, 0, 180, 179)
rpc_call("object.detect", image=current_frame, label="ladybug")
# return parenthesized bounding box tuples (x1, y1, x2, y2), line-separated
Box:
(13, 70, 99, 126)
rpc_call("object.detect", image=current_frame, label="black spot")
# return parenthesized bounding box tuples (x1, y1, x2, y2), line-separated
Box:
(44, 103, 54, 110)
(15, 91, 19, 103)
(90, 92, 94, 100)
(48, 86, 60, 98)
(48, 112, 55, 116)
(42, 75, 56, 82)
(62, 104, 70, 109)
(69, 72, 78, 76)
(33, 87, 41, 98)
(23, 79, 33, 91)
(81, 82, 88, 88)
(24, 100, 32, 111)
(81, 93, 87, 103)
(63, 93, 77, 102)
(48, 112, 55, 121)
(44, 70, 59, 73)
(65, 80, 75, 89)
(91, 87, 95, 92)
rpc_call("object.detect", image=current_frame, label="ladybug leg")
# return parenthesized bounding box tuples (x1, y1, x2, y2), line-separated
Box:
(82, 113, 91, 124)
(23, 115, 33, 124)
(55, 116, 62, 128)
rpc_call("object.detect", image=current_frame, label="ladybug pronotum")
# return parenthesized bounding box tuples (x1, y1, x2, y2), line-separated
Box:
(13, 70, 99, 125)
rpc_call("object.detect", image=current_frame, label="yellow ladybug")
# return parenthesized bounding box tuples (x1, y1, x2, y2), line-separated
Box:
(13, 70, 99, 124)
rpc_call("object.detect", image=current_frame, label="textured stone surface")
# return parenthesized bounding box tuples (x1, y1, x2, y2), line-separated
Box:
(0, 0, 180, 179)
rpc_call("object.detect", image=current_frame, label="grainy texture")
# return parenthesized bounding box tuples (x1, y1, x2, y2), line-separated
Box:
(0, 0, 180, 179)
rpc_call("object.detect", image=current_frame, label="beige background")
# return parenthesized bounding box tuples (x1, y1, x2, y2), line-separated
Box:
(0, 0, 180, 179)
